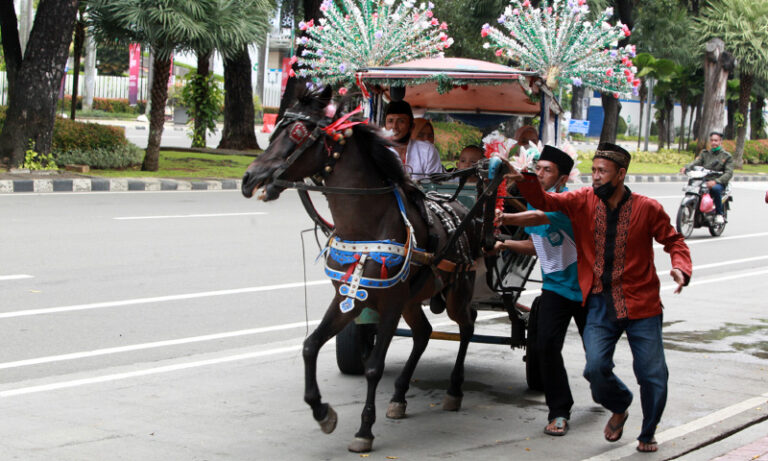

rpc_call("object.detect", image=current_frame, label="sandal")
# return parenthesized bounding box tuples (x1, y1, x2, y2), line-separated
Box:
(544, 416, 569, 436)
(636, 439, 658, 453)
(604, 412, 628, 442)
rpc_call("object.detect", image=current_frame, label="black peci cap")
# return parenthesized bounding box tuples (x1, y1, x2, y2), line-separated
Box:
(594, 142, 631, 169)
(539, 145, 574, 175)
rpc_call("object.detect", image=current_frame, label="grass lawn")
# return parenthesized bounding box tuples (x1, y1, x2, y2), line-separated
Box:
(576, 161, 768, 175)
(91, 151, 255, 179)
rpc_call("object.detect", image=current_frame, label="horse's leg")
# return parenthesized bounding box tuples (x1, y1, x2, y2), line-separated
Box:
(386, 301, 432, 419)
(303, 295, 354, 434)
(348, 298, 402, 453)
(442, 272, 476, 412)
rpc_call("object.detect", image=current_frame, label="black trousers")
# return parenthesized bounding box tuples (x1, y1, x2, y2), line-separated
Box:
(537, 289, 586, 421)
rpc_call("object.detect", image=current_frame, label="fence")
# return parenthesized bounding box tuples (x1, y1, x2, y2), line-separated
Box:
(0, 70, 284, 108)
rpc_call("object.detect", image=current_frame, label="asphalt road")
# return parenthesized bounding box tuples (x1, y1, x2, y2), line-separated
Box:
(1, 182, 767, 460)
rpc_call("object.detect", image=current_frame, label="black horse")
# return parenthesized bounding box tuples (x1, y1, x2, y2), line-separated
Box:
(242, 87, 482, 453)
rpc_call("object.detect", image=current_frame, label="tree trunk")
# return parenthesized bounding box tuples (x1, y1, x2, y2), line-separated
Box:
(666, 99, 674, 149)
(751, 95, 766, 139)
(599, 94, 621, 144)
(692, 97, 702, 144)
(218, 47, 258, 150)
(697, 38, 735, 152)
(70, 12, 85, 121)
(571, 85, 585, 121)
(0, 1, 23, 101)
(637, 81, 646, 150)
(724, 97, 737, 139)
(0, 0, 78, 167)
(734, 73, 753, 169)
(679, 103, 688, 151)
(83, 28, 97, 110)
(142, 54, 172, 171)
(194, 51, 212, 148)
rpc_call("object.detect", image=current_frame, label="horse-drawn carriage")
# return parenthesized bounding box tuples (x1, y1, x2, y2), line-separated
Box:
(332, 57, 563, 391)
(241, 56, 563, 453)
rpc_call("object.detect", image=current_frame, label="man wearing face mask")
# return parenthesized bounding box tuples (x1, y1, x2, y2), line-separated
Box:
(494, 146, 584, 437)
(383, 100, 444, 180)
(505, 142, 692, 454)
(680, 131, 734, 224)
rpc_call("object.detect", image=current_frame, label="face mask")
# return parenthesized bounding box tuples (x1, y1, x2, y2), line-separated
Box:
(593, 180, 617, 200)
(711, 146, 722, 153)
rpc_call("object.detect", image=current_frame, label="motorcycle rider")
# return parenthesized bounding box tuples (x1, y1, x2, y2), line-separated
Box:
(680, 131, 734, 224)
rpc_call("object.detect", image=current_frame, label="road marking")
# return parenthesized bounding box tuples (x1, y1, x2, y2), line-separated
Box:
(0, 274, 33, 281)
(0, 280, 331, 319)
(0, 345, 303, 398)
(581, 391, 768, 461)
(0, 321, 321, 370)
(114, 212, 266, 220)
(654, 231, 768, 248)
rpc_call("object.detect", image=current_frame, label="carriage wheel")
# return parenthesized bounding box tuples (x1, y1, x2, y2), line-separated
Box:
(336, 322, 377, 375)
(524, 296, 544, 392)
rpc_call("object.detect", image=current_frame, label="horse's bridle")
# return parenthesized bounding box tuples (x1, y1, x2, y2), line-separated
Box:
(268, 108, 395, 196)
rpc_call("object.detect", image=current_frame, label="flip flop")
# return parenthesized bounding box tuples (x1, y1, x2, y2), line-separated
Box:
(604, 412, 628, 442)
(544, 417, 569, 436)
(636, 439, 658, 453)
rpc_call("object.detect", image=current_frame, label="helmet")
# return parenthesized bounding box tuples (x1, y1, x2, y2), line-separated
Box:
(700, 193, 715, 213)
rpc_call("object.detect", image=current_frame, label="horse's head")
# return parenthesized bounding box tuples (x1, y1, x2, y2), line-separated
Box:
(242, 86, 334, 201)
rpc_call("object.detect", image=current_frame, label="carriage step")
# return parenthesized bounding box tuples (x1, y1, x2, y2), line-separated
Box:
(394, 328, 512, 345)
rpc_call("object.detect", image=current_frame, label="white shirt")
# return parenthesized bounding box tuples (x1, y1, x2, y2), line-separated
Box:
(400, 140, 444, 180)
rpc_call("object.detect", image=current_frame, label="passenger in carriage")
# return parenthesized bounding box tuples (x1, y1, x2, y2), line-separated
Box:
(455, 145, 485, 183)
(383, 100, 444, 180)
(411, 117, 436, 144)
(493, 145, 584, 437)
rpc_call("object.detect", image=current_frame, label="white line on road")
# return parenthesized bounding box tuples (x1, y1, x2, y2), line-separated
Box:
(654, 231, 768, 248)
(0, 274, 33, 281)
(0, 345, 303, 398)
(581, 391, 768, 461)
(114, 212, 266, 220)
(0, 280, 331, 319)
(0, 321, 321, 370)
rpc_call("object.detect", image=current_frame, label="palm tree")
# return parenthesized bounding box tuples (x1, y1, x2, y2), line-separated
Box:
(187, 0, 273, 149)
(88, 0, 215, 171)
(696, 0, 768, 167)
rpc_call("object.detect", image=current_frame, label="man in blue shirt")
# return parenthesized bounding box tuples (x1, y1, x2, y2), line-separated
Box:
(495, 145, 583, 436)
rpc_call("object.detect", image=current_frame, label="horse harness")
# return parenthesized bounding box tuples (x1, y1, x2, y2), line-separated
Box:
(270, 107, 477, 313)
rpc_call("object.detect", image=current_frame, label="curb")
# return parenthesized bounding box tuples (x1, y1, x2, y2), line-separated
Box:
(0, 177, 242, 194)
(1, 174, 766, 194)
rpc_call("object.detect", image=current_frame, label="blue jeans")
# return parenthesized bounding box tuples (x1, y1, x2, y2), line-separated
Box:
(582, 294, 668, 443)
(709, 183, 724, 215)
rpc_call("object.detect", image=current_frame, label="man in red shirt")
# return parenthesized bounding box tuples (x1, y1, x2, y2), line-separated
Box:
(506, 143, 692, 453)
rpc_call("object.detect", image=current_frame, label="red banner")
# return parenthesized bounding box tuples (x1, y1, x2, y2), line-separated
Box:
(128, 44, 141, 106)
(281, 57, 291, 97)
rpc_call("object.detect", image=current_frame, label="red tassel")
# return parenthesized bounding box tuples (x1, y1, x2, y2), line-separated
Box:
(380, 256, 388, 279)
(341, 253, 360, 282)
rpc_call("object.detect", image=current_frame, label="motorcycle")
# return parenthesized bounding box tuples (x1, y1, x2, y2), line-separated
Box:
(676, 166, 732, 238)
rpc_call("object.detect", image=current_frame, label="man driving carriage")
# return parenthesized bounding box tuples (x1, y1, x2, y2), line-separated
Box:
(384, 100, 445, 179)
(680, 131, 734, 224)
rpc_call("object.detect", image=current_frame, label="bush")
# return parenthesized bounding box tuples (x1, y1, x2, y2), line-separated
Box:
(58, 96, 146, 114)
(432, 120, 482, 161)
(55, 144, 144, 169)
(577, 149, 694, 165)
(263, 106, 280, 114)
(721, 139, 768, 164)
(52, 117, 128, 152)
(617, 116, 627, 135)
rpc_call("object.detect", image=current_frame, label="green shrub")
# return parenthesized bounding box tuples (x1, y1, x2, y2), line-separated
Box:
(263, 106, 279, 114)
(58, 96, 146, 114)
(617, 116, 627, 135)
(577, 149, 694, 165)
(432, 120, 482, 161)
(55, 144, 143, 169)
(52, 117, 128, 152)
(721, 139, 768, 164)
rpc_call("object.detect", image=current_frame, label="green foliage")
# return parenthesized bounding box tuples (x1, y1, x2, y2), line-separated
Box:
(180, 73, 224, 147)
(54, 144, 144, 169)
(633, 0, 699, 67)
(696, 0, 768, 81)
(52, 118, 129, 152)
(58, 96, 147, 114)
(617, 116, 628, 135)
(432, 120, 482, 161)
(722, 139, 768, 164)
(22, 142, 58, 170)
(577, 149, 694, 165)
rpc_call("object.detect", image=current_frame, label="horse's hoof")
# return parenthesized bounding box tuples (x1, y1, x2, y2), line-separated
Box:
(348, 437, 374, 453)
(318, 405, 338, 434)
(442, 394, 462, 412)
(386, 401, 407, 419)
